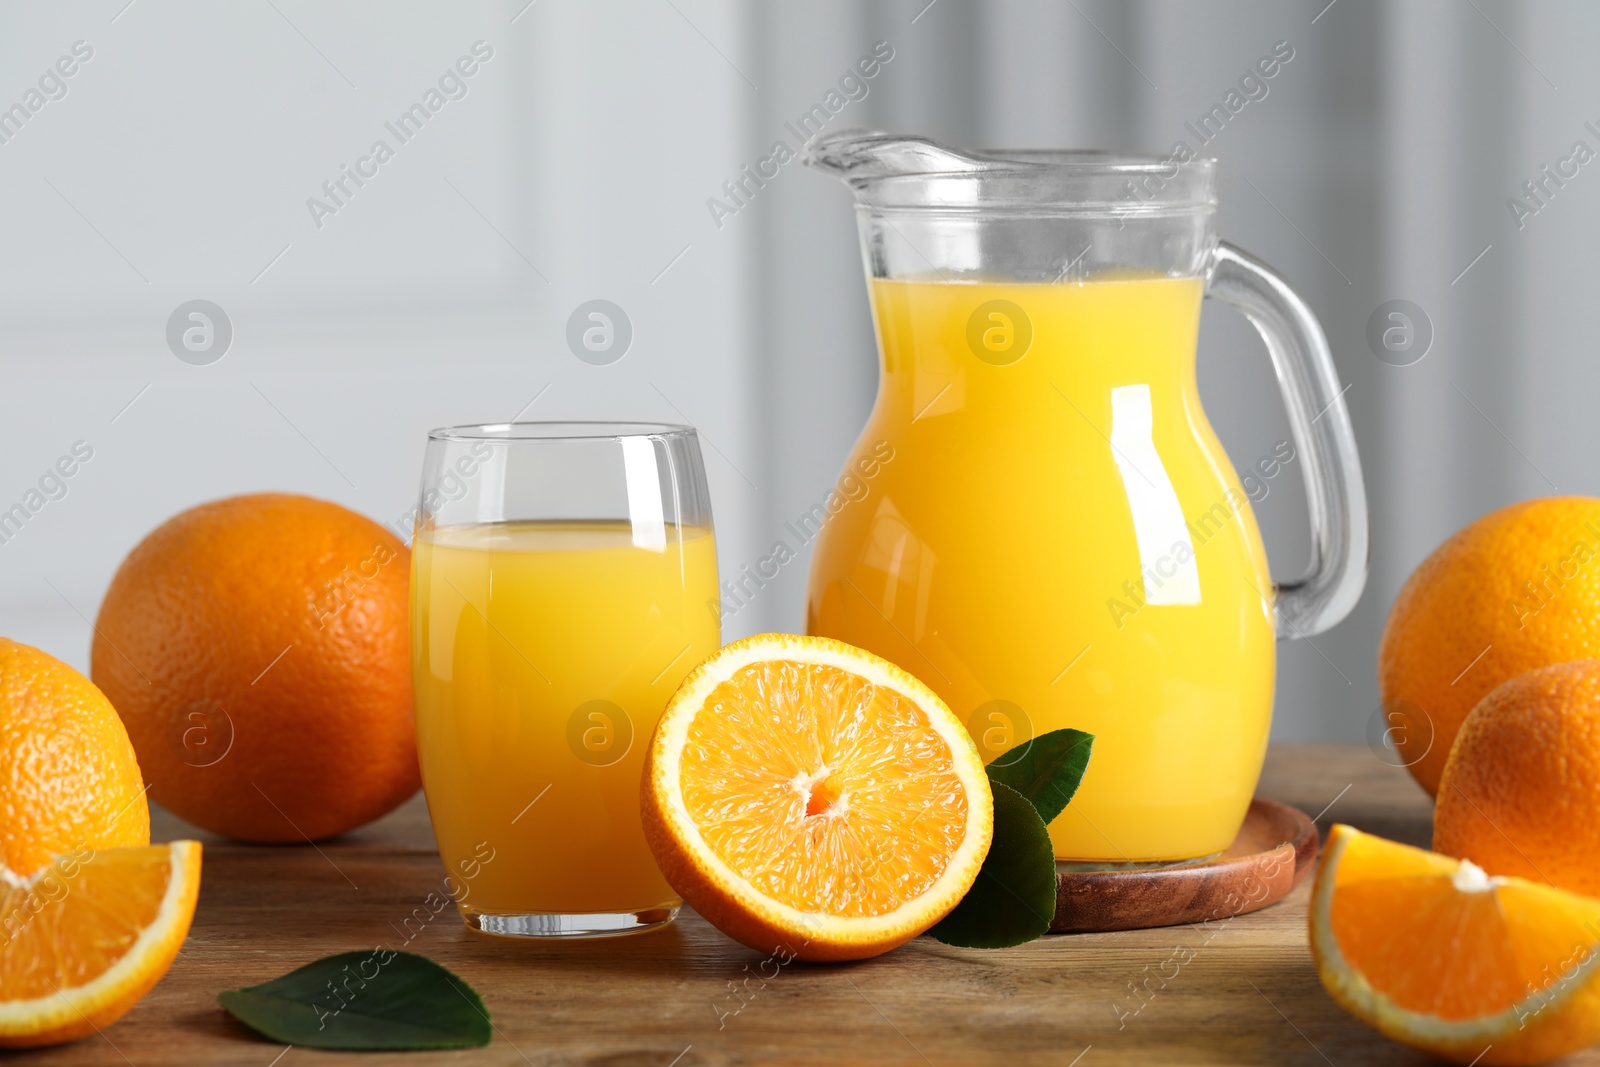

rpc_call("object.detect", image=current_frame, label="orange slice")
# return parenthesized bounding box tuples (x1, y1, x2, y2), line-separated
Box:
(642, 634, 992, 961)
(1311, 824, 1600, 1066)
(0, 841, 201, 1048)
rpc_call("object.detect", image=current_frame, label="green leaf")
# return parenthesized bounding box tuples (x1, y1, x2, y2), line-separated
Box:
(985, 728, 1094, 826)
(926, 781, 1057, 948)
(219, 951, 492, 1050)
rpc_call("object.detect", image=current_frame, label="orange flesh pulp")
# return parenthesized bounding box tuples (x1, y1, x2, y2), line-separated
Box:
(679, 660, 970, 918)
(1330, 835, 1600, 1020)
(0, 847, 172, 998)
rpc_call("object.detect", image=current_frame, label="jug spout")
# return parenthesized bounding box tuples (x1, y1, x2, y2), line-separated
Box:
(802, 130, 992, 190)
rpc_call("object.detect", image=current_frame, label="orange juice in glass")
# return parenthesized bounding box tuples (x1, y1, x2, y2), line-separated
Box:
(411, 423, 718, 937)
(808, 275, 1279, 860)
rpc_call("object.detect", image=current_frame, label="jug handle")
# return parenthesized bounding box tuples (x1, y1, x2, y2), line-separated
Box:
(1205, 241, 1369, 640)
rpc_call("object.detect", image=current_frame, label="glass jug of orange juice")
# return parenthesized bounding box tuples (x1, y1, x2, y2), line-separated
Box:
(804, 133, 1367, 864)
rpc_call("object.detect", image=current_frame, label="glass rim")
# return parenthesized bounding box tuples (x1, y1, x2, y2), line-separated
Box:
(972, 148, 1218, 174)
(805, 132, 1218, 215)
(427, 420, 696, 442)
(858, 155, 1218, 215)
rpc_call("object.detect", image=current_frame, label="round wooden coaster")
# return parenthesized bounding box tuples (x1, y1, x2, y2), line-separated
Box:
(1050, 797, 1319, 934)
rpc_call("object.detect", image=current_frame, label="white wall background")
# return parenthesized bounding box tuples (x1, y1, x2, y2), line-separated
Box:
(2, 0, 1595, 743)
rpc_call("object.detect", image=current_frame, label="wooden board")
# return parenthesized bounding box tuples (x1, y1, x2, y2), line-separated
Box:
(9, 745, 1592, 1066)
(1051, 797, 1318, 933)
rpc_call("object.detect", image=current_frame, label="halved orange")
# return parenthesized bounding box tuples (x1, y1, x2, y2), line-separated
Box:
(0, 841, 201, 1048)
(641, 634, 992, 961)
(1311, 824, 1600, 1066)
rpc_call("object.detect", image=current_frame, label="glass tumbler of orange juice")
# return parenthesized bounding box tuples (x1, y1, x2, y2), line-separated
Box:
(411, 422, 719, 937)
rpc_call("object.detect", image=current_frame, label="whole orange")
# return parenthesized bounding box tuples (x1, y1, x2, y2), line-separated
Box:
(0, 637, 149, 876)
(1433, 660, 1600, 896)
(1379, 496, 1600, 796)
(91, 493, 417, 842)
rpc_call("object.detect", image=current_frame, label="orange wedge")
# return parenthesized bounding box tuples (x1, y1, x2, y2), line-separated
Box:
(641, 634, 992, 961)
(1311, 825, 1600, 1066)
(0, 841, 201, 1048)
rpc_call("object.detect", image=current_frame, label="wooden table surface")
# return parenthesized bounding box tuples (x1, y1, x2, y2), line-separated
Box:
(14, 744, 1590, 1067)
